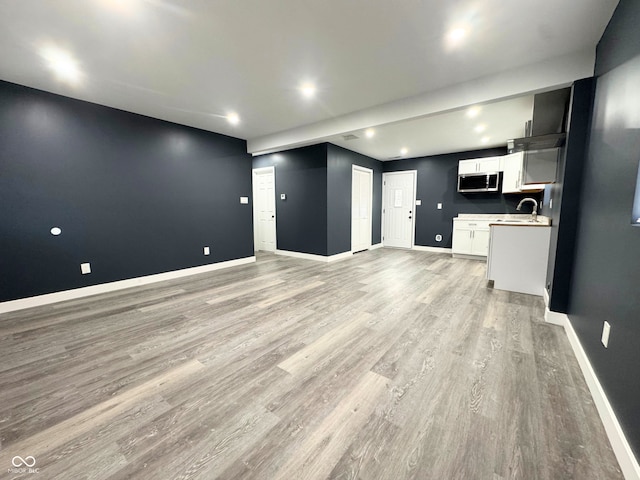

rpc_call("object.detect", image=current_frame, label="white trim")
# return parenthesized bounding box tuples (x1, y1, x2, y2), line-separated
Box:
(0, 257, 256, 314)
(412, 245, 453, 254)
(544, 310, 640, 480)
(370, 243, 383, 250)
(452, 253, 487, 261)
(275, 249, 353, 263)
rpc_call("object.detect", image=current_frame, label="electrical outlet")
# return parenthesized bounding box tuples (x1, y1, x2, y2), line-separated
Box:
(240, 197, 249, 204)
(601, 321, 611, 348)
(80, 262, 91, 274)
(204, 246, 210, 255)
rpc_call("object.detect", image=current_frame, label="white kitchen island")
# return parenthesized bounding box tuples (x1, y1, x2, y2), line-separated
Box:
(486, 221, 551, 296)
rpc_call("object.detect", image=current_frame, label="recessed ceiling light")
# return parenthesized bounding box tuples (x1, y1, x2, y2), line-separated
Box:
(40, 45, 82, 85)
(448, 28, 466, 43)
(226, 112, 240, 125)
(474, 124, 486, 133)
(365, 128, 375, 138)
(400, 147, 408, 156)
(300, 83, 316, 98)
(481, 136, 490, 144)
(466, 106, 480, 118)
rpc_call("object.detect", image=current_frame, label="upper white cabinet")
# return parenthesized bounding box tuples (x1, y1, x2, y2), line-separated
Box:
(501, 152, 544, 193)
(458, 156, 501, 175)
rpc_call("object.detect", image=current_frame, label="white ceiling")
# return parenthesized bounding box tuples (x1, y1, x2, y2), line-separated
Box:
(0, 0, 619, 160)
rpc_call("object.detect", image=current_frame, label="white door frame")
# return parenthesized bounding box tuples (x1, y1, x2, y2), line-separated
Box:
(352, 165, 374, 253)
(381, 170, 417, 249)
(252, 166, 276, 252)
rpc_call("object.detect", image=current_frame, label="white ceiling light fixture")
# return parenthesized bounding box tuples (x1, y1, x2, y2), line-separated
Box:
(226, 112, 240, 125)
(466, 106, 481, 118)
(300, 83, 316, 99)
(481, 136, 490, 144)
(39, 44, 82, 86)
(445, 26, 468, 50)
(365, 128, 375, 138)
(448, 27, 466, 43)
(400, 147, 408, 156)
(474, 124, 486, 133)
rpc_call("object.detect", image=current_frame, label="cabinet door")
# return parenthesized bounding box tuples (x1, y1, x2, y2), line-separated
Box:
(479, 157, 500, 172)
(452, 225, 473, 254)
(458, 159, 478, 174)
(501, 152, 523, 193)
(471, 228, 491, 256)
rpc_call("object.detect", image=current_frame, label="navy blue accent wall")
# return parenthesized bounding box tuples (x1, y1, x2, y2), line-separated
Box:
(568, 0, 640, 458)
(253, 145, 328, 256)
(0, 80, 254, 302)
(327, 144, 383, 255)
(383, 148, 542, 248)
(543, 78, 595, 313)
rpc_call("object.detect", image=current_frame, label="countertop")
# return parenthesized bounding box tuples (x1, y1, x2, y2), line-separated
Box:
(456, 214, 551, 226)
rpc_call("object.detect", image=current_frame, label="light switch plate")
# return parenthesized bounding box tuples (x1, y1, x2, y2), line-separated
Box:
(240, 196, 249, 204)
(601, 321, 611, 348)
(204, 246, 210, 255)
(280, 193, 286, 200)
(437, 203, 443, 209)
(415, 199, 422, 206)
(80, 262, 91, 274)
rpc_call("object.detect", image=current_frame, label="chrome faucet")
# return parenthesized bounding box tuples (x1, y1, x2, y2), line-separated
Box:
(516, 197, 538, 222)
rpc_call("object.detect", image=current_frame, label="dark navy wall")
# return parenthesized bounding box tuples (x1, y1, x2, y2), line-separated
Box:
(327, 144, 383, 255)
(543, 78, 595, 313)
(383, 148, 542, 248)
(253, 145, 328, 256)
(0, 81, 254, 302)
(568, 0, 640, 458)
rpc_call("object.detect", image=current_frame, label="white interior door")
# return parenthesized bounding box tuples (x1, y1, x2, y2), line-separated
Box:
(252, 167, 276, 252)
(382, 171, 416, 249)
(351, 165, 373, 253)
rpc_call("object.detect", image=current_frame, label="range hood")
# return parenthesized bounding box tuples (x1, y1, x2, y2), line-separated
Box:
(508, 88, 571, 151)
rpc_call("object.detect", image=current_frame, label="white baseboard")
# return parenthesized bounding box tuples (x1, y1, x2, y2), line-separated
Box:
(275, 249, 353, 263)
(412, 245, 453, 254)
(370, 243, 383, 250)
(545, 308, 640, 480)
(452, 253, 486, 261)
(0, 256, 256, 314)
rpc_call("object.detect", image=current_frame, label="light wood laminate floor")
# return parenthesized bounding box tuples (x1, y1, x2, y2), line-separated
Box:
(0, 250, 623, 479)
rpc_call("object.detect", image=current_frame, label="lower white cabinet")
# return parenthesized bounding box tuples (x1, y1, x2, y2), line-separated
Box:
(487, 225, 551, 295)
(452, 219, 491, 257)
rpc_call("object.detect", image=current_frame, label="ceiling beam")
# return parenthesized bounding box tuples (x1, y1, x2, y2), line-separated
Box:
(247, 48, 595, 156)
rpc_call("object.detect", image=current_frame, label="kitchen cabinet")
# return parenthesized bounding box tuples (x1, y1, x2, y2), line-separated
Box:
(452, 219, 491, 257)
(522, 148, 559, 184)
(501, 152, 544, 193)
(458, 156, 501, 175)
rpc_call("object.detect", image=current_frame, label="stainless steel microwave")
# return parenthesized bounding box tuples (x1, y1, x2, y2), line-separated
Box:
(457, 172, 501, 193)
